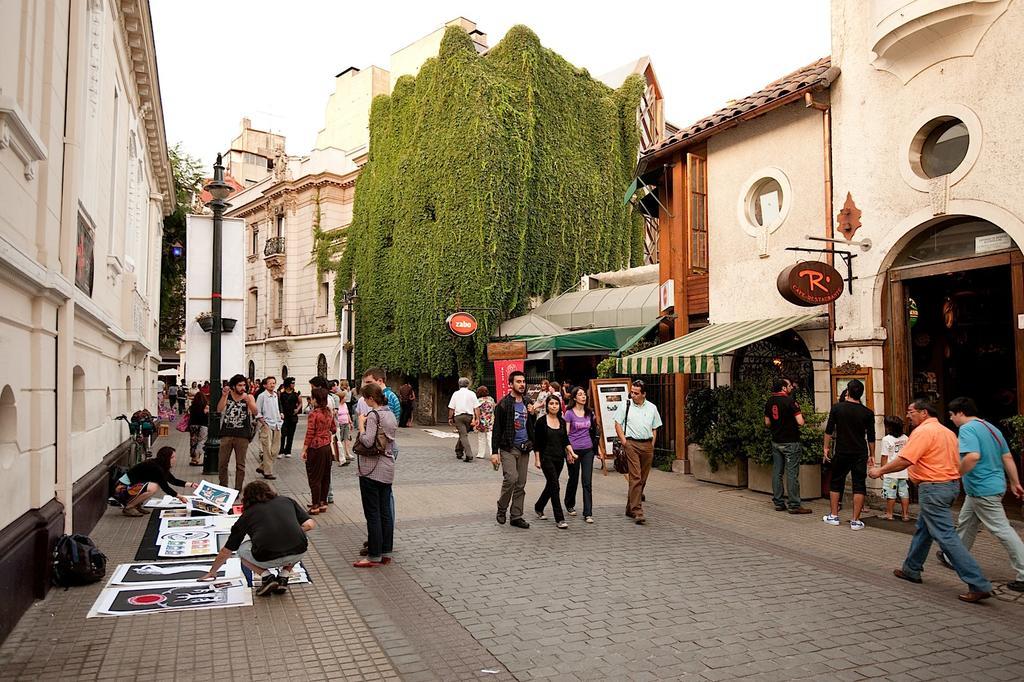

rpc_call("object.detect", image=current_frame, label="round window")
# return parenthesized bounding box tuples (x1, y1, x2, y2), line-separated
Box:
(918, 119, 969, 178)
(748, 178, 784, 228)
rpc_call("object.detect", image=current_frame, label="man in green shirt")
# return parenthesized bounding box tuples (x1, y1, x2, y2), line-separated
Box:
(614, 380, 662, 525)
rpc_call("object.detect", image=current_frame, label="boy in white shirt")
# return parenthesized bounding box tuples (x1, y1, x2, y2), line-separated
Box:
(879, 416, 911, 521)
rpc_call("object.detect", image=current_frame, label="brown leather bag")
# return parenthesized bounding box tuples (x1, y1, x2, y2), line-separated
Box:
(612, 402, 631, 474)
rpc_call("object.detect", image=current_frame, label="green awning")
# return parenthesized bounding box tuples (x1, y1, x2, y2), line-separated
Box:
(527, 326, 645, 352)
(613, 316, 665, 356)
(623, 178, 640, 206)
(616, 314, 821, 374)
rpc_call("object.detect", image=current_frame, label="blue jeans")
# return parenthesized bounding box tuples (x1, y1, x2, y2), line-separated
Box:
(902, 481, 991, 593)
(771, 442, 802, 509)
(564, 448, 595, 517)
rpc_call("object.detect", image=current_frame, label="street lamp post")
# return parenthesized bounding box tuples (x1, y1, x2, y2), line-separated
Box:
(202, 154, 233, 476)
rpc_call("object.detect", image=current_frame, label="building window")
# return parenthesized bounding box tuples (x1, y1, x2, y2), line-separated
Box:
(251, 223, 259, 254)
(72, 366, 86, 432)
(248, 288, 258, 327)
(276, 214, 284, 238)
(687, 153, 708, 273)
(748, 178, 783, 228)
(274, 279, 284, 321)
(317, 354, 328, 379)
(75, 215, 95, 295)
(248, 360, 255, 381)
(318, 281, 330, 316)
(918, 118, 969, 178)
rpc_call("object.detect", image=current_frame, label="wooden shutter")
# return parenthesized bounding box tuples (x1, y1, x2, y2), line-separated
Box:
(686, 153, 708, 273)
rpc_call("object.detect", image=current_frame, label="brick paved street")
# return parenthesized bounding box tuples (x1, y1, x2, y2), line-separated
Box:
(3, 420, 1024, 681)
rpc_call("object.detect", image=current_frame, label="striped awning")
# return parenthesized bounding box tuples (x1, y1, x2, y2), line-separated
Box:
(616, 314, 822, 375)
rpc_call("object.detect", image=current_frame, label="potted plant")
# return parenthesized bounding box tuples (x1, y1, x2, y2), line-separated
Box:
(195, 312, 237, 333)
(685, 385, 748, 487)
(221, 318, 237, 332)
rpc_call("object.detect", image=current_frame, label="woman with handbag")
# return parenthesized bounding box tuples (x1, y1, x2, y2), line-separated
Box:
(533, 395, 578, 529)
(301, 388, 336, 515)
(353, 383, 397, 567)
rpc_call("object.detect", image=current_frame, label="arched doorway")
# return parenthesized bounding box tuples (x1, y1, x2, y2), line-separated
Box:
(884, 217, 1023, 424)
(732, 329, 814, 396)
(316, 354, 328, 379)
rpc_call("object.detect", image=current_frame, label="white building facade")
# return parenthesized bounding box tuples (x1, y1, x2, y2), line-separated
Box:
(0, 0, 172, 641)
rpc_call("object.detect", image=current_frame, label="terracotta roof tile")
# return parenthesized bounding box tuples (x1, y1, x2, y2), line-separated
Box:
(645, 57, 835, 159)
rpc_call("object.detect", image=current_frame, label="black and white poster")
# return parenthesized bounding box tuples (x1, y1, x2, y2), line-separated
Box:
(88, 582, 252, 618)
(107, 558, 243, 586)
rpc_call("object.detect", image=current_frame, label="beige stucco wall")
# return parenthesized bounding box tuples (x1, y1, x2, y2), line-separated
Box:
(314, 67, 389, 153)
(0, 0, 169, 531)
(706, 102, 831, 325)
(388, 18, 486, 92)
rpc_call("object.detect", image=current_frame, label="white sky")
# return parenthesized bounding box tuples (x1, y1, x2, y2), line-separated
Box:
(152, 0, 831, 171)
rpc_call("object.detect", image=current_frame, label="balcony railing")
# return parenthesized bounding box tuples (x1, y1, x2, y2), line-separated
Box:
(264, 236, 285, 257)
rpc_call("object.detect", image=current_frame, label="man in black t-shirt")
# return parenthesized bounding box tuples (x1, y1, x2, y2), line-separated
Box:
(822, 378, 876, 530)
(199, 481, 315, 596)
(764, 378, 812, 514)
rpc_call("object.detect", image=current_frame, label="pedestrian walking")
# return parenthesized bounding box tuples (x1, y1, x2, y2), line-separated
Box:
(217, 374, 258, 491)
(399, 381, 416, 427)
(533, 396, 577, 529)
(937, 397, 1024, 592)
(176, 381, 187, 414)
(491, 371, 535, 528)
(764, 378, 812, 514)
(564, 386, 599, 523)
(302, 388, 336, 514)
(533, 379, 552, 416)
(255, 376, 283, 480)
(199, 480, 316, 596)
(278, 377, 301, 457)
(448, 377, 480, 462)
(187, 390, 209, 466)
(878, 416, 911, 521)
(614, 380, 662, 525)
(353, 382, 398, 567)
(869, 399, 992, 603)
(475, 386, 495, 459)
(822, 378, 876, 529)
(337, 380, 354, 465)
(167, 382, 179, 414)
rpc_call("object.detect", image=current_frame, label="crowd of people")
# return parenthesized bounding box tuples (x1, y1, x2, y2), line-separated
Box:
(140, 364, 1024, 605)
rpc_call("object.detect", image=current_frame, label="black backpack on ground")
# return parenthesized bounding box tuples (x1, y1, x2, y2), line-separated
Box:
(52, 534, 107, 588)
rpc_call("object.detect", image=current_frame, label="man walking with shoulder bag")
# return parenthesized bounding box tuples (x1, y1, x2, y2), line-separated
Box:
(614, 380, 662, 525)
(491, 371, 535, 528)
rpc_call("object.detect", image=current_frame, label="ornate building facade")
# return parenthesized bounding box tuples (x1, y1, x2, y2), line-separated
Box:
(0, 0, 172, 641)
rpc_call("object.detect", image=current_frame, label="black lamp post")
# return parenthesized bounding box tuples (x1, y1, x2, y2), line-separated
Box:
(342, 285, 358, 380)
(202, 154, 233, 476)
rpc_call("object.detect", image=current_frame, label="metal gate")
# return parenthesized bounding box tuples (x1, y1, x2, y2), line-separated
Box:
(631, 373, 677, 469)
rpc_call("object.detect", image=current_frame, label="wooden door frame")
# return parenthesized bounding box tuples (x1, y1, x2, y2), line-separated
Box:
(883, 249, 1024, 418)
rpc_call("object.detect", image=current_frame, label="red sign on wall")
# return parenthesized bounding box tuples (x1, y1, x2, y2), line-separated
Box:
(445, 312, 479, 337)
(494, 359, 525, 399)
(777, 261, 844, 306)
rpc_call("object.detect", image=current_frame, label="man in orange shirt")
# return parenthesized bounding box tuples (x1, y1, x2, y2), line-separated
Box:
(869, 399, 992, 603)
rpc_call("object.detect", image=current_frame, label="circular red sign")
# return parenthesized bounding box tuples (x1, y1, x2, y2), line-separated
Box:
(776, 261, 844, 306)
(128, 593, 167, 606)
(445, 312, 479, 337)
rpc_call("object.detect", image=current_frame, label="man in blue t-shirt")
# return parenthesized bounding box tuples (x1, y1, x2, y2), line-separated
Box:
(938, 397, 1024, 591)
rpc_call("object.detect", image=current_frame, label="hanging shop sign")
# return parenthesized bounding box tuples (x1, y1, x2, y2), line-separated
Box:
(487, 341, 528, 361)
(446, 312, 479, 337)
(776, 261, 844, 306)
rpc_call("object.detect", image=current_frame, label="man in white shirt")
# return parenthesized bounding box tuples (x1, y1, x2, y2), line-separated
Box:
(614, 380, 663, 525)
(255, 377, 283, 479)
(448, 377, 480, 462)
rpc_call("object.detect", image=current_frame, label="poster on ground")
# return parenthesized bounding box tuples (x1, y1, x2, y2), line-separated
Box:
(107, 559, 243, 586)
(87, 583, 252, 618)
(189, 481, 238, 514)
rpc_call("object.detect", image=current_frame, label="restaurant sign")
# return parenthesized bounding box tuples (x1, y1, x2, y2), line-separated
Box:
(776, 261, 844, 306)
(446, 311, 479, 337)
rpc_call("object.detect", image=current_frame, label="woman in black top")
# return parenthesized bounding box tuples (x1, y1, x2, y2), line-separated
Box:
(533, 396, 578, 529)
(188, 391, 210, 465)
(114, 446, 197, 516)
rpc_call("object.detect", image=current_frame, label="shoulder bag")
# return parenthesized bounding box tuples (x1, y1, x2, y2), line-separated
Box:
(612, 401, 631, 475)
(353, 411, 387, 459)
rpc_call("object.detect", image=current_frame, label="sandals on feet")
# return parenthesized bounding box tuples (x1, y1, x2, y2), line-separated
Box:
(307, 506, 321, 515)
(352, 559, 383, 568)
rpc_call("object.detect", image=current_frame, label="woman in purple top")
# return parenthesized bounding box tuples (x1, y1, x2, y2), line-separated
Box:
(563, 386, 600, 523)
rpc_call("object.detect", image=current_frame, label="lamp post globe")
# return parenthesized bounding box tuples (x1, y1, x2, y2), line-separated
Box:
(201, 154, 232, 476)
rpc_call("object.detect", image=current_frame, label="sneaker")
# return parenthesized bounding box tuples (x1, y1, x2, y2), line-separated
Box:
(822, 514, 840, 526)
(272, 575, 290, 594)
(255, 576, 280, 597)
(121, 507, 145, 517)
(1006, 581, 1024, 592)
(496, 512, 507, 525)
(535, 509, 547, 520)
(556, 521, 569, 529)
(340, 459, 350, 466)
(277, 454, 284, 459)
(936, 550, 954, 570)
(475, 454, 486, 459)
(850, 519, 865, 531)
(566, 508, 577, 516)
(585, 516, 594, 524)
(510, 518, 530, 529)
(284, 453, 292, 458)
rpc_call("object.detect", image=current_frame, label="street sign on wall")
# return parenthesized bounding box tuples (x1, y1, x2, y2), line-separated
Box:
(487, 341, 527, 360)
(776, 261, 844, 306)
(445, 312, 479, 337)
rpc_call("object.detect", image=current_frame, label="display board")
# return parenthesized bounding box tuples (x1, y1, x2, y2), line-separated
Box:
(590, 378, 631, 463)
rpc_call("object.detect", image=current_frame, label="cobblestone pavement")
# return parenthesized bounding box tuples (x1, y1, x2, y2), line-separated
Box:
(2, 417, 1024, 680)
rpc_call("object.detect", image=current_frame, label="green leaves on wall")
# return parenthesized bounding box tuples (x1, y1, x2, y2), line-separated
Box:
(337, 25, 644, 376)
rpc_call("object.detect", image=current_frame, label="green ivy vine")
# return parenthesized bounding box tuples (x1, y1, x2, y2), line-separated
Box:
(336, 25, 644, 377)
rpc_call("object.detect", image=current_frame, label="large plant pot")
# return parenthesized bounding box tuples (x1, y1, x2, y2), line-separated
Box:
(688, 443, 747, 488)
(747, 461, 821, 500)
(197, 317, 237, 333)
